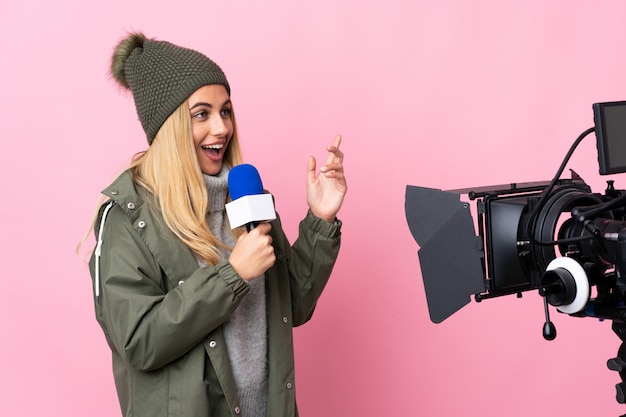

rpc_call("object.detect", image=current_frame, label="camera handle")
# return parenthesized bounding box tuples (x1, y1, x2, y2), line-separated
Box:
(542, 296, 557, 341)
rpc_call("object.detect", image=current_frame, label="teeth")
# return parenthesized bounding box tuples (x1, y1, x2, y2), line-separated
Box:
(202, 143, 224, 150)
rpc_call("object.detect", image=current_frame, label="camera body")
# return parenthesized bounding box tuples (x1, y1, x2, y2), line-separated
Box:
(467, 175, 626, 319)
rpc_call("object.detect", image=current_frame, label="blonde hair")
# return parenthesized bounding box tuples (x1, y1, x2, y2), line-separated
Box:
(78, 100, 244, 265)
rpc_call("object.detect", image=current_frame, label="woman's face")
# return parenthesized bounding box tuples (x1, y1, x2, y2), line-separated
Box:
(188, 84, 233, 175)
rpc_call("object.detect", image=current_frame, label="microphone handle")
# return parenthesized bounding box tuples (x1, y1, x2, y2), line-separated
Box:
(246, 221, 260, 232)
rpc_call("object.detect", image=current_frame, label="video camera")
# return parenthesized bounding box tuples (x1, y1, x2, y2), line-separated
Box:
(405, 101, 626, 408)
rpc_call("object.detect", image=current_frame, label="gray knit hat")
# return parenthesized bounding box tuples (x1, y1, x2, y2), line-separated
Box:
(110, 32, 231, 144)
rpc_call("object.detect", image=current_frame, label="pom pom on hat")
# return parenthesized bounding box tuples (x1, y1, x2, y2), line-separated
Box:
(110, 32, 147, 90)
(109, 32, 231, 144)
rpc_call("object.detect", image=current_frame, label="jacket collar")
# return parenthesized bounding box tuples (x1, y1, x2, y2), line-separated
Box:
(101, 169, 200, 290)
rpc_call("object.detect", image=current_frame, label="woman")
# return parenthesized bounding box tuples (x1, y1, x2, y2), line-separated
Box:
(88, 32, 346, 417)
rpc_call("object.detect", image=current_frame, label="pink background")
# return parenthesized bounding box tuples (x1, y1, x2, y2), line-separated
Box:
(2, 1, 626, 416)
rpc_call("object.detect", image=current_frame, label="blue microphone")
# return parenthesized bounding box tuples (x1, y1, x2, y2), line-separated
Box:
(228, 164, 264, 200)
(226, 164, 276, 231)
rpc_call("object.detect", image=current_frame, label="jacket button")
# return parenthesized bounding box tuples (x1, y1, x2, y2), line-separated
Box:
(209, 340, 217, 348)
(110, 189, 119, 195)
(178, 280, 184, 286)
(137, 221, 146, 229)
(234, 406, 241, 414)
(283, 317, 288, 323)
(287, 382, 293, 389)
(127, 202, 135, 210)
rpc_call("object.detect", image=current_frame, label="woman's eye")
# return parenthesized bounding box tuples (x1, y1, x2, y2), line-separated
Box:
(193, 110, 207, 119)
(221, 108, 232, 118)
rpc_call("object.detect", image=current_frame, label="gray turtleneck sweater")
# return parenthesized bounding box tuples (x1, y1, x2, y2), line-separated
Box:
(199, 167, 268, 417)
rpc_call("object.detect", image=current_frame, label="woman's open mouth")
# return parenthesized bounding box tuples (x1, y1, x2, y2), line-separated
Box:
(201, 143, 224, 160)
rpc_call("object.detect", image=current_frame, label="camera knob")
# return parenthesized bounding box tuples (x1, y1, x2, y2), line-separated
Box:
(608, 357, 626, 373)
(616, 382, 626, 404)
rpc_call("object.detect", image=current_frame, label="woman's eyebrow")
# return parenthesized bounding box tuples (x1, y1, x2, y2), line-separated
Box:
(189, 99, 231, 110)
(189, 102, 212, 110)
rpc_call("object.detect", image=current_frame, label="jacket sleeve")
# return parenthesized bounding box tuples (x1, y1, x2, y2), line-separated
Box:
(89, 204, 249, 372)
(285, 210, 342, 326)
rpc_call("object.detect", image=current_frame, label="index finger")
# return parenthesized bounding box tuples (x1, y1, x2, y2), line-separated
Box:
(326, 135, 343, 164)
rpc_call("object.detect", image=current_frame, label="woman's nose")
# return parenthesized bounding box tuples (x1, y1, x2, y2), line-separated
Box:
(210, 114, 228, 135)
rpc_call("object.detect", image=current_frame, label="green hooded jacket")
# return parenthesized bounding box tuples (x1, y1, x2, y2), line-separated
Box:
(88, 170, 341, 417)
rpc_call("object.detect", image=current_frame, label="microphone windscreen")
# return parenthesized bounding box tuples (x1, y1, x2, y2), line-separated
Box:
(228, 164, 264, 200)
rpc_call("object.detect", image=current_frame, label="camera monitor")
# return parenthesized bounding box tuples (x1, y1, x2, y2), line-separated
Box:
(594, 100, 626, 175)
